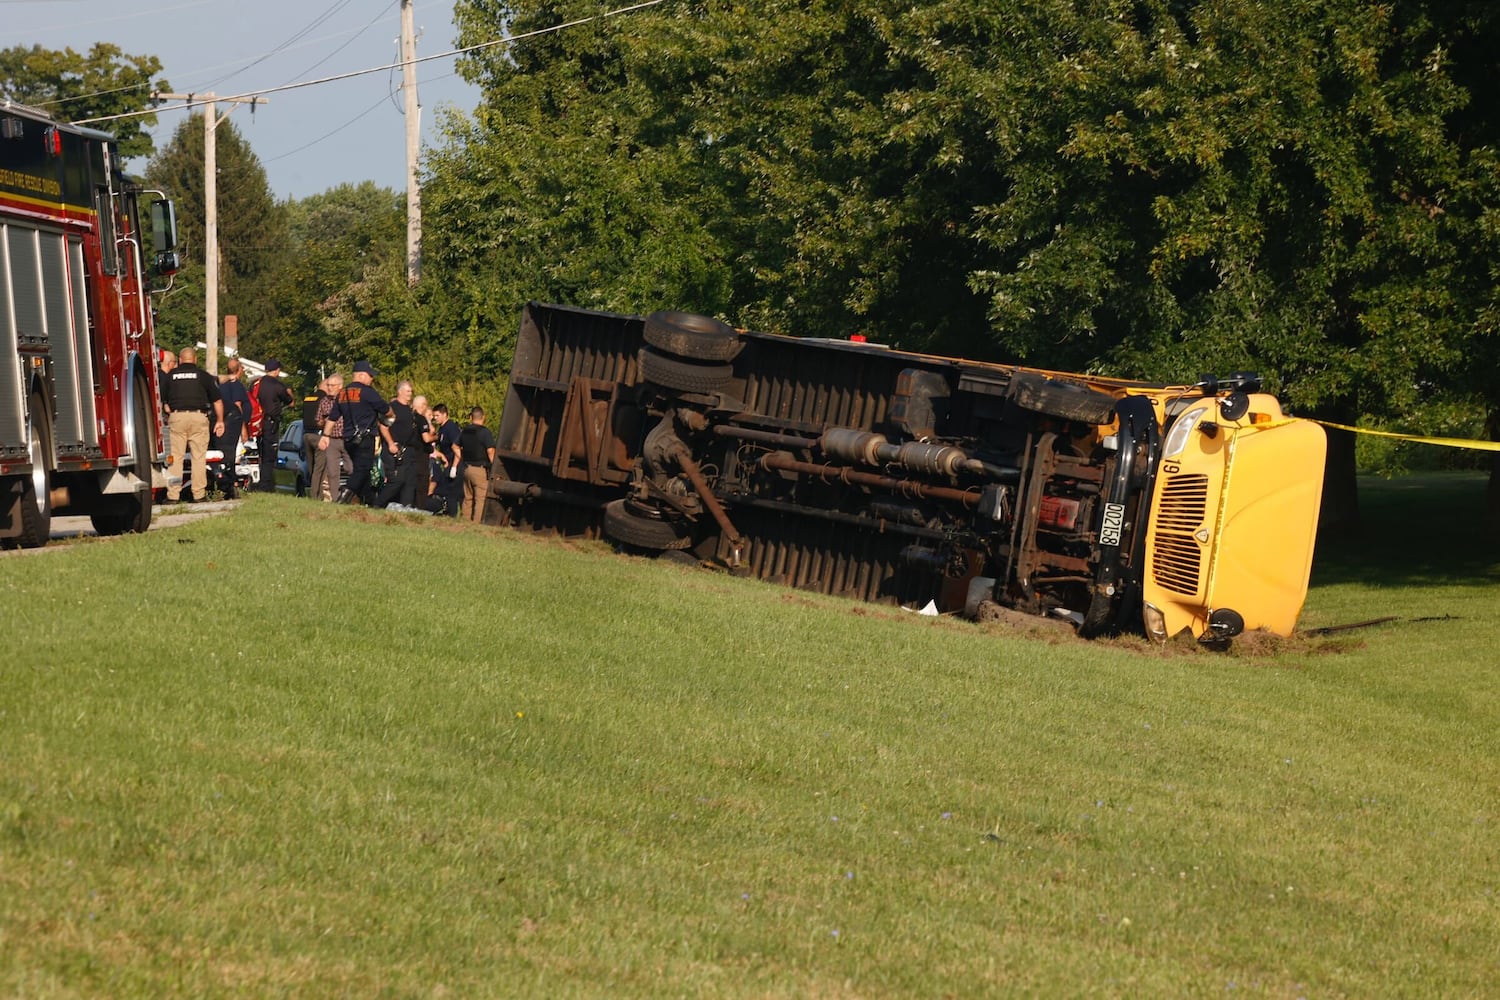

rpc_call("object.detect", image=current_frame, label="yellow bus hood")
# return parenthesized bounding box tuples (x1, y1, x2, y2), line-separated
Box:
(1206, 418, 1326, 636)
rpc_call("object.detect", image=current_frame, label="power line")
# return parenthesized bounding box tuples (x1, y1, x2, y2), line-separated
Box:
(73, 0, 671, 126)
(263, 92, 388, 164)
(200, 0, 361, 91)
(280, 0, 400, 87)
(2, 0, 213, 31)
(22, 18, 400, 113)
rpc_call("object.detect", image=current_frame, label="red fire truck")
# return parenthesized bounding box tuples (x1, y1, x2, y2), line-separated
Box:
(1, 100, 179, 547)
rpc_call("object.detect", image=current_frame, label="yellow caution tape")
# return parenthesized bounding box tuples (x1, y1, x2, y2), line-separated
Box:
(1312, 420, 1500, 452)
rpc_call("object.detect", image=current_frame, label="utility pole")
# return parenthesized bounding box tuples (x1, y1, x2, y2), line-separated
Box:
(401, 0, 422, 286)
(151, 92, 266, 374)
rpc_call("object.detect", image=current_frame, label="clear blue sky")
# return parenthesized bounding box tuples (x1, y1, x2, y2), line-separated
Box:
(6, 0, 483, 200)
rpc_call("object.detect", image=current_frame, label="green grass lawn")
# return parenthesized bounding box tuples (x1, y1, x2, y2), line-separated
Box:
(2, 476, 1497, 997)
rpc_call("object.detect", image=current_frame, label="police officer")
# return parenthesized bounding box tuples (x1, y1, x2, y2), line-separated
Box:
(214, 358, 252, 498)
(458, 406, 496, 522)
(328, 360, 391, 505)
(427, 403, 462, 516)
(301, 377, 330, 497)
(255, 359, 293, 492)
(373, 381, 432, 509)
(163, 347, 225, 503)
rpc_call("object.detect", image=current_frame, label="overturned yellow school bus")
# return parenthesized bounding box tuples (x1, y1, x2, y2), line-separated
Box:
(484, 304, 1325, 646)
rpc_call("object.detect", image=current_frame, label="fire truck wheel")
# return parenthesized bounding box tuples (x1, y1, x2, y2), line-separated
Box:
(1009, 374, 1119, 426)
(602, 498, 694, 550)
(643, 311, 743, 362)
(93, 379, 155, 535)
(15, 392, 53, 548)
(638, 348, 733, 395)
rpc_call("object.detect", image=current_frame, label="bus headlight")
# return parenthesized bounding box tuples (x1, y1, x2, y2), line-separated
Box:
(1162, 407, 1206, 459)
(1142, 602, 1168, 643)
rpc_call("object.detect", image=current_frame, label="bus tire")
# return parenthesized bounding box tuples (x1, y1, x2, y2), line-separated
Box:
(602, 498, 694, 550)
(643, 311, 743, 362)
(638, 348, 733, 395)
(1010, 374, 1118, 426)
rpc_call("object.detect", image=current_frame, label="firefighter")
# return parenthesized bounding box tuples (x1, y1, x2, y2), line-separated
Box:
(326, 360, 391, 505)
(163, 347, 225, 503)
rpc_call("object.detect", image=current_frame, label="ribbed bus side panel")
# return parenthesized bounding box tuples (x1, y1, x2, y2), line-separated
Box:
(737, 337, 901, 431)
(728, 504, 939, 607)
(494, 303, 645, 538)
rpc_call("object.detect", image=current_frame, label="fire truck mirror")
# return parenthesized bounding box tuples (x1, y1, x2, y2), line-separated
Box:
(150, 199, 180, 254)
(155, 251, 182, 277)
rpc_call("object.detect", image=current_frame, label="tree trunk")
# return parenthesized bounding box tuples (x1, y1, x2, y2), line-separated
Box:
(1315, 403, 1360, 542)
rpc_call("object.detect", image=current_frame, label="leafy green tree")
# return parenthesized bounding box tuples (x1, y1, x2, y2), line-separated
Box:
(254, 183, 405, 387)
(144, 114, 286, 362)
(888, 1, 1480, 529)
(431, 0, 1500, 530)
(426, 2, 736, 382)
(0, 43, 166, 158)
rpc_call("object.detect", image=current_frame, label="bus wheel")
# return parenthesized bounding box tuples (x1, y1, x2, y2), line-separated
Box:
(602, 498, 694, 550)
(643, 311, 743, 362)
(638, 348, 733, 395)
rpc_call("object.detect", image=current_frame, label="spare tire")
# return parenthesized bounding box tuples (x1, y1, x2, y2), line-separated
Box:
(1009, 374, 1119, 426)
(602, 498, 695, 550)
(643, 311, 743, 362)
(638, 347, 734, 395)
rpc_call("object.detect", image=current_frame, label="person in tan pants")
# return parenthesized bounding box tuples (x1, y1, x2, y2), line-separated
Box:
(162, 347, 225, 502)
(457, 406, 496, 522)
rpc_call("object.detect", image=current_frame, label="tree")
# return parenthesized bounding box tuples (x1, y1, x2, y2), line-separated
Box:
(426, 1, 737, 382)
(884, 1, 1479, 531)
(431, 0, 1500, 529)
(254, 183, 406, 386)
(436, 0, 989, 350)
(0, 43, 166, 158)
(144, 114, 286, 361)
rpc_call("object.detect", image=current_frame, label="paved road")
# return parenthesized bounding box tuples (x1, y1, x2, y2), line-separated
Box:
(50, 501, 240, 540)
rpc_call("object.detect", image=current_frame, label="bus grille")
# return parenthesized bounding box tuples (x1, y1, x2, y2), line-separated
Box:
(1151, 474, 1208, 596)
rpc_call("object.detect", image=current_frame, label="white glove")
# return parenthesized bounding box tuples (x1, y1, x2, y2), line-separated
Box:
(449, 465, 458, 479)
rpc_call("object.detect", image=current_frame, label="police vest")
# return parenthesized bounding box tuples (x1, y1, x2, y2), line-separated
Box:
(166, 367, 213, 411)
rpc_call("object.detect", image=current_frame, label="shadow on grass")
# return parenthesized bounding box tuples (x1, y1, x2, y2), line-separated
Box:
(1311, 472, 1500, 589)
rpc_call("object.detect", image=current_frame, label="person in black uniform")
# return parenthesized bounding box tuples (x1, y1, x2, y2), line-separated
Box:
(301, 378, 330, 497)
(254, 359, 294, 492)
(427, 403, 462, 516)
(213, 358, 252, 498)
(458, 406, 496, 522)
(328, 360, 391, 505)
(156, 350, 176, 433)
(373, 381, 433, 509)
(163, 347, 225, 502)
